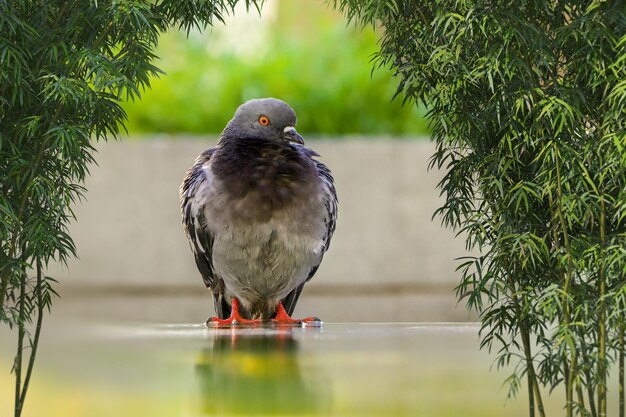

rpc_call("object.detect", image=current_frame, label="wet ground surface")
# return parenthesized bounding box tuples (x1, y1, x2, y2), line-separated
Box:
(1, 322, 565, 417)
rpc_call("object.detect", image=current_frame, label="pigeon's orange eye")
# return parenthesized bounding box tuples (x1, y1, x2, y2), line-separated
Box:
(258, 116, 270, 126)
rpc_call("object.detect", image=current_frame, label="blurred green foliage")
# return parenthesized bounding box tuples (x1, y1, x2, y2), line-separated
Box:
(122, 2, 429, 136)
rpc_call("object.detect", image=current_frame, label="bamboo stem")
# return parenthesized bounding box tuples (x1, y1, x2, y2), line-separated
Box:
(507, 269, 545, 417)
(588, 372, 599, 417)
(522, 325, 536, 417)
(521, 324, 545, 417)
(18, 259, 44, 408)
(580, 336, 598, 417)
(577, 381, 586, 416)
(553, 144, 576, 417)
(13, 268, 26, 417)
(618, 324, 625, 417)
(598, 290, 606, 417)
(568, 354, 579, 417)
(528, 374, 535, 417)
(534, 376, 546, 417)
(597, 198, 607, 417)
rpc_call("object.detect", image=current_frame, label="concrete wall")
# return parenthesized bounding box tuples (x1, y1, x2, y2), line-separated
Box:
(50, 137, 475, 322)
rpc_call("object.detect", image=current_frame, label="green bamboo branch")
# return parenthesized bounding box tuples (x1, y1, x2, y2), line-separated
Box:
(0, 112, 59, 313)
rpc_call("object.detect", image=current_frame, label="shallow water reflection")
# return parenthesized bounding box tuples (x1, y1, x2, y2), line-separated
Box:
(195, 329, 329, 415)
(0, 322, 571, 417)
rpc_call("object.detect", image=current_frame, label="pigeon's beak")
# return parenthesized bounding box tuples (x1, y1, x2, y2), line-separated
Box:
(283, 126, 304, 144)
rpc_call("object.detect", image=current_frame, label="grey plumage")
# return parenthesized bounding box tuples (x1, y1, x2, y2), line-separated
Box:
(180, 98, 337, 321)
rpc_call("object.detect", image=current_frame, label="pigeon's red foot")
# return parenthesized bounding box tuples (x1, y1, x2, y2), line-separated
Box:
(206, 298, 263, 327)
(271, 302, 323, 327)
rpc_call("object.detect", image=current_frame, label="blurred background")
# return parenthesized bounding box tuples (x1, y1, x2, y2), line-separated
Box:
(42, 0, 474, 324)
(121, 1, 429, 136)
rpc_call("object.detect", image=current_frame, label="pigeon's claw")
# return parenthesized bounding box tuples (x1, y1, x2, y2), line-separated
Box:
(206, 298, 263, 327)
(271, 302, 323, 327)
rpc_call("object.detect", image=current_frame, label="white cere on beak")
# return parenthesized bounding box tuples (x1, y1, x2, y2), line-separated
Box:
(283, 125, 304, 144)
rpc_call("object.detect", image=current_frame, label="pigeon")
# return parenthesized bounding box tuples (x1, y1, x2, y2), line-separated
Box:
(180, 98, 337, 326)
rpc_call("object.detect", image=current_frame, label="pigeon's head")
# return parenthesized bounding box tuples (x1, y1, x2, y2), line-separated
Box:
(221, 98, 304, 145)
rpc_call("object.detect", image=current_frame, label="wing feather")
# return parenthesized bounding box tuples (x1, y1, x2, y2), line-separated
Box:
(281, 145, 338, 316)
(181, 148, 232, 319)
(180, 148, 217, 289)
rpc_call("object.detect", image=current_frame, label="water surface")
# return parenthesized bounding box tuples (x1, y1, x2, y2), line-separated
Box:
(1, 322, 561, 417)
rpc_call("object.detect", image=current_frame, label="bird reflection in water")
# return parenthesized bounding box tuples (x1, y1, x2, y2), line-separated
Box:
(195, 328, 329, 416)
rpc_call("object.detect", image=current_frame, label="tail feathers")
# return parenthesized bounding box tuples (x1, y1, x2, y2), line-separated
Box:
(212, 293, 232, 320)
(280, 283, 306, 317)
